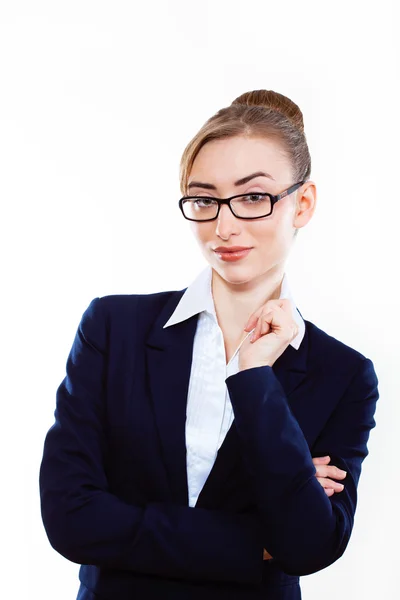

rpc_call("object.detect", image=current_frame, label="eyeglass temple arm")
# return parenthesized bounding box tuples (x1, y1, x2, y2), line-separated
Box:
(274, 181, 305, 200)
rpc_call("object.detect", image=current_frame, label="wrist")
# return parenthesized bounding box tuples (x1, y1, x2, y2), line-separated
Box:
(239, 362, 274, 372)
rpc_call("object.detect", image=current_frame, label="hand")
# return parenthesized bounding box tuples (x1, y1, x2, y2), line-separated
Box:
(239, 298, 299, 371)
(312, 455, 347, 497)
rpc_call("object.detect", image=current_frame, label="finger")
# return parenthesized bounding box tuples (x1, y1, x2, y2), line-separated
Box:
(249, 303, 294, 343)
(245, 307, 271, 332)
(314, 464, 347, 480)
(312, 456, 331, 465)
(251, 314, 265, 342)
(249, 315, 264, 343)
(244, 299, 286, 331)
(254, 305, 282, 340)
(261, 319, 270, 335)
(244, 307, 265, 331)
(315, 476, 345, 492)
(324, 488, 335, 497)
(251, 310, 273, 342)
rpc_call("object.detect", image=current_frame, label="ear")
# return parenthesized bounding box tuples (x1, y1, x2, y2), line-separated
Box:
(293, 181, 317, 230)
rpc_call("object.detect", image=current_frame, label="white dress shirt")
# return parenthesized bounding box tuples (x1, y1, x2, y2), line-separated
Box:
(163, 265, 305, 507)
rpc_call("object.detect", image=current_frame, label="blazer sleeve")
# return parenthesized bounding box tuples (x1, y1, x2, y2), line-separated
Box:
(39, 298, 263, 585)
(225, 357, 379, 577)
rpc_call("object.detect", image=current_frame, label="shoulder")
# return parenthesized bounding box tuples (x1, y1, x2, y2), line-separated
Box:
(97, 289, 180, 314)
(304, 318, 377, 381)
(300, 320, 379, 421)
(82, 289, 184, 334)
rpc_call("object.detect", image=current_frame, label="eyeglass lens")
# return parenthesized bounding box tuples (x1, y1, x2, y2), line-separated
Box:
(181, 194, 272, 220)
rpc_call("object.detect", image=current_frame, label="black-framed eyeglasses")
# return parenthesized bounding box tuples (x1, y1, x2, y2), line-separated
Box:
(179, 180, 305, 222)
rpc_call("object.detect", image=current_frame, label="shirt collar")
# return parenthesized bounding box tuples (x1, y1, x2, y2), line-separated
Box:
(163, 265, 305, 350)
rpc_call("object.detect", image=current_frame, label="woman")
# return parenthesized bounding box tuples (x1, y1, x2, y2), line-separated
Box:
(39, 89, 379, 600)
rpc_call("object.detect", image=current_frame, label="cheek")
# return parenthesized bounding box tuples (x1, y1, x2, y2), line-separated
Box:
(251, 221, 290, 256)
(250, 222, 275, 243)
(259, 209, 292, 240)
(190, 222, 212, 243)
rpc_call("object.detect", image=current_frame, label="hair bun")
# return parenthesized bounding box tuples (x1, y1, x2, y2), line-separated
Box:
(231, 89, 304, 134)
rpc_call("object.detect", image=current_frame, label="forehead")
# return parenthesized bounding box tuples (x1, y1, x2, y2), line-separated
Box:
(189, 135, 291, 185)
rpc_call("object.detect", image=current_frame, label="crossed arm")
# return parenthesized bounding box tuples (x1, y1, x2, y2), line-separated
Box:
(39, 297, 379, 584)
(39, 298, 262, 584)
(226, 359, 379, 575)
(262, 455, 347, 560)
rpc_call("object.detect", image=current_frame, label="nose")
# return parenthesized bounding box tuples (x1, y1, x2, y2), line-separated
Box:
(215, 203, 241, 239)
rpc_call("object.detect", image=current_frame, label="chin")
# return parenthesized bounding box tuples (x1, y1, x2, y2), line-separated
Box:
(214, 263, 258, 284)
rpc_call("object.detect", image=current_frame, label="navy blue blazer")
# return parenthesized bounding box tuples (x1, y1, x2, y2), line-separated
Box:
(39, 289, 379, 600)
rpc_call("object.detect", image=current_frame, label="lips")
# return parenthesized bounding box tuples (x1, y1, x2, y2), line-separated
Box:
(213, 246, 252, 253)
(213, 247, 252, 262)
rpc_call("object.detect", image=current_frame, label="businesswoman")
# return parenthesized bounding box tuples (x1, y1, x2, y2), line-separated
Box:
(39, 89, 379, 600)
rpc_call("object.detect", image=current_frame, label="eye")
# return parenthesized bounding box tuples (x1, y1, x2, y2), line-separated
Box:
(193, 197, 217, 207)
(241, 194, 267, 203)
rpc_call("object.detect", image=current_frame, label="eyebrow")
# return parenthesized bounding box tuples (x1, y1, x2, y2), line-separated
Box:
(187, 171, 276, 191)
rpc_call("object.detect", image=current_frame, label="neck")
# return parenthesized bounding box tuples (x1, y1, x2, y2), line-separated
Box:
(211, 265, 285, 335)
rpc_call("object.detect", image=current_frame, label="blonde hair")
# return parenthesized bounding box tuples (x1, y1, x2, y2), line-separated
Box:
(179, 89, 311, 196)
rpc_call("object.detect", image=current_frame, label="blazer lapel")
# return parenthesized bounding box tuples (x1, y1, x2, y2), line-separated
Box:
(145, 290, 309, 507)
(145, 289, 194, 505)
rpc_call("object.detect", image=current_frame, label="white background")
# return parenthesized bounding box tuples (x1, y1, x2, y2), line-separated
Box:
(1, 1, 398, 598)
